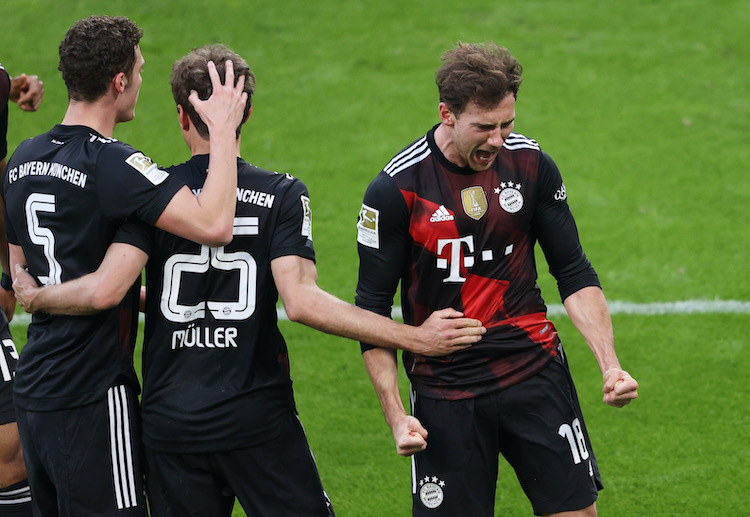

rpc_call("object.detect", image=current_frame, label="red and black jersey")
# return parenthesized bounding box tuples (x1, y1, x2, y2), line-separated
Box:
(2, 124, 184, 411)
(356, 125, 600, 400)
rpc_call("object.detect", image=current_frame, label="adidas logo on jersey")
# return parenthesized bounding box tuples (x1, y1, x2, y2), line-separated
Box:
(430, 205, 455, 222)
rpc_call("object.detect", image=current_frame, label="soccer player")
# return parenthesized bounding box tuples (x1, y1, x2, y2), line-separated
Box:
(0, 60, 43, 517)
(1, 16, 246, 517)
(355, 42, 639, 516)
(12, 44, 485, 517)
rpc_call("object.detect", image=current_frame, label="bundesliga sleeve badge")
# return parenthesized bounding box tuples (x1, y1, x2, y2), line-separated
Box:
(300, 195, 313, 240)
(125, 152, 169, 185)
(356, 204, 380, 249)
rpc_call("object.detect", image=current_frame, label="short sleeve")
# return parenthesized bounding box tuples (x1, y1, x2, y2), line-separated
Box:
(113, 218, 153, 257)
(268, 177, 315, 262)
(95, 143, 186, 225)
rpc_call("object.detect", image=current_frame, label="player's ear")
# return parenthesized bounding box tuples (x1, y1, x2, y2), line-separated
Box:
(113, 72, 128, 94)
(177, 104, 190, 131)
(438, 102, 455, 127)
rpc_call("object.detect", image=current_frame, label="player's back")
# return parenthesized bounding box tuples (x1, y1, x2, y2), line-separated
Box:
(1, 125, 162, 410)
(141, 155, 315, 452)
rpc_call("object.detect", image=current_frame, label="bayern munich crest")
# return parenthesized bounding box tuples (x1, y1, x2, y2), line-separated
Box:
(495, 181, 524, 213)
(418, 476, 446, 509)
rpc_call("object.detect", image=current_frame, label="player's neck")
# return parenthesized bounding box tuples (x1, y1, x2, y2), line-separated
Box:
(61, 99, 119, 138)
(186, 132, 241, 158)
(434, 123, 459, 167)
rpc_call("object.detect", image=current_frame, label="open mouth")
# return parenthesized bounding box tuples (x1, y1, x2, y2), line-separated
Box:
(475, 149, 496, 165)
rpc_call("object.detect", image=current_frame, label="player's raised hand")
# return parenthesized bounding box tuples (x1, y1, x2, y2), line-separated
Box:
(188, 60, 247, 135)
(602, 367, 639, 408)
(411, 308, 486, 357)
(391, 414, 428, 457)
(10, 73, 45, 112)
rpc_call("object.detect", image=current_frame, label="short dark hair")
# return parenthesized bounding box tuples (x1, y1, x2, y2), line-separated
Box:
(436, 42, 523, 115)
(58, 16, 143, 102)
(170, 44, 255, 139)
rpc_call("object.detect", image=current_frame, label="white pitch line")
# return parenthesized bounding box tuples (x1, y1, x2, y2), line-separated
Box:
(8, 299, 750, 327)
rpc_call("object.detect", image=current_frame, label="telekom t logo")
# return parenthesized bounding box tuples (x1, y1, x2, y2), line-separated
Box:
(436, 236, 513, 283)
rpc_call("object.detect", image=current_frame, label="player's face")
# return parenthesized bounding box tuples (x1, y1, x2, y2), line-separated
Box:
(117, 46, 145, 123)
(441, 94, 516, 171)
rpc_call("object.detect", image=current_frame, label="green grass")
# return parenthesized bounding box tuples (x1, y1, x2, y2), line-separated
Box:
(3, 0, 750, 515)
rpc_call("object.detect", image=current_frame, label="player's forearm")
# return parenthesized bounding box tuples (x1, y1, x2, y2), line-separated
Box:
(362, 347, 409, 428)
(563, 285, 620, 375)
(194, 130, 238, 243)
(20, 277, 104, 315)
(285, 284, 415, 349)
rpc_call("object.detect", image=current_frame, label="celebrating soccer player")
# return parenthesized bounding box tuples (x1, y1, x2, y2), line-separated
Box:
(355, 42, 639, 516)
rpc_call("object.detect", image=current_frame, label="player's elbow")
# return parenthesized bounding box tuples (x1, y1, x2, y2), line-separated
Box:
(89, 285, 126, 312)
(194, 221, 234, 247)
(282, 297, 317, 325)
(283, 302, 307, 324)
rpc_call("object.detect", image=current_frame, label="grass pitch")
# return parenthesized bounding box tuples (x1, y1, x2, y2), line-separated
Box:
(3, 0, 749, 514)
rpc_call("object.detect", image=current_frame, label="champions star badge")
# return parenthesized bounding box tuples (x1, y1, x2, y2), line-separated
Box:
(495, 181, 524, 213)
(419, 476, 446, 509)
(461, 186, 487, 220)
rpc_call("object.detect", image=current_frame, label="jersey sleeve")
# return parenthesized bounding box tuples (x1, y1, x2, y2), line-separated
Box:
(533, 152, 600, 301)
(355, 172, 411, 351)
(268, 177, 315, 262)
(0, 66, 10, 161)
(95, 142, 186, 225)
(112, 218, 153, 257)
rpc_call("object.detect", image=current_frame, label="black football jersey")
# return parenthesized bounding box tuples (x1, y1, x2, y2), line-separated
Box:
(140, 155, 315, 452)
(1, 63, 10, 160)
(356, 126, 600, 400)
(2, 124, 184, 410)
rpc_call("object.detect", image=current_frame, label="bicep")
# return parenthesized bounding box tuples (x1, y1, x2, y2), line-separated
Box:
(153, 186, 200, 238)
(271, 254, 318, 307)
(95, 243, 148, 293)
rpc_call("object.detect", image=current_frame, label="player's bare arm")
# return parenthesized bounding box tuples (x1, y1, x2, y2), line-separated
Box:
(563, 285, 639, 407)
(271, 254, 485, 356)
(363, 347, 428, 456)
(155, 60, 247, 247)
(12, 243, 147, 315)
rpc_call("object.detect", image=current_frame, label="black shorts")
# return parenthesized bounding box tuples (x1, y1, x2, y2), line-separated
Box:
(15, 384, 147, 516)
(0, 311, 18, 425)
(145, 409, 334, 517)
(411, 349, 602, 516)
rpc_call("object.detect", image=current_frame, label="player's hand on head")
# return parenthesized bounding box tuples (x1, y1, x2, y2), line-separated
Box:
(188, 60, 247, 134)
(415, 308, 486, 357)
(602, 367, 639, 408)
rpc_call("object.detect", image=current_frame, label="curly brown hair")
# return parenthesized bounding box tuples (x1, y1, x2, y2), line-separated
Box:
(58, 16, 143, 102)
(170, 44, 255, 140)
(436, 42, 523, 115)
